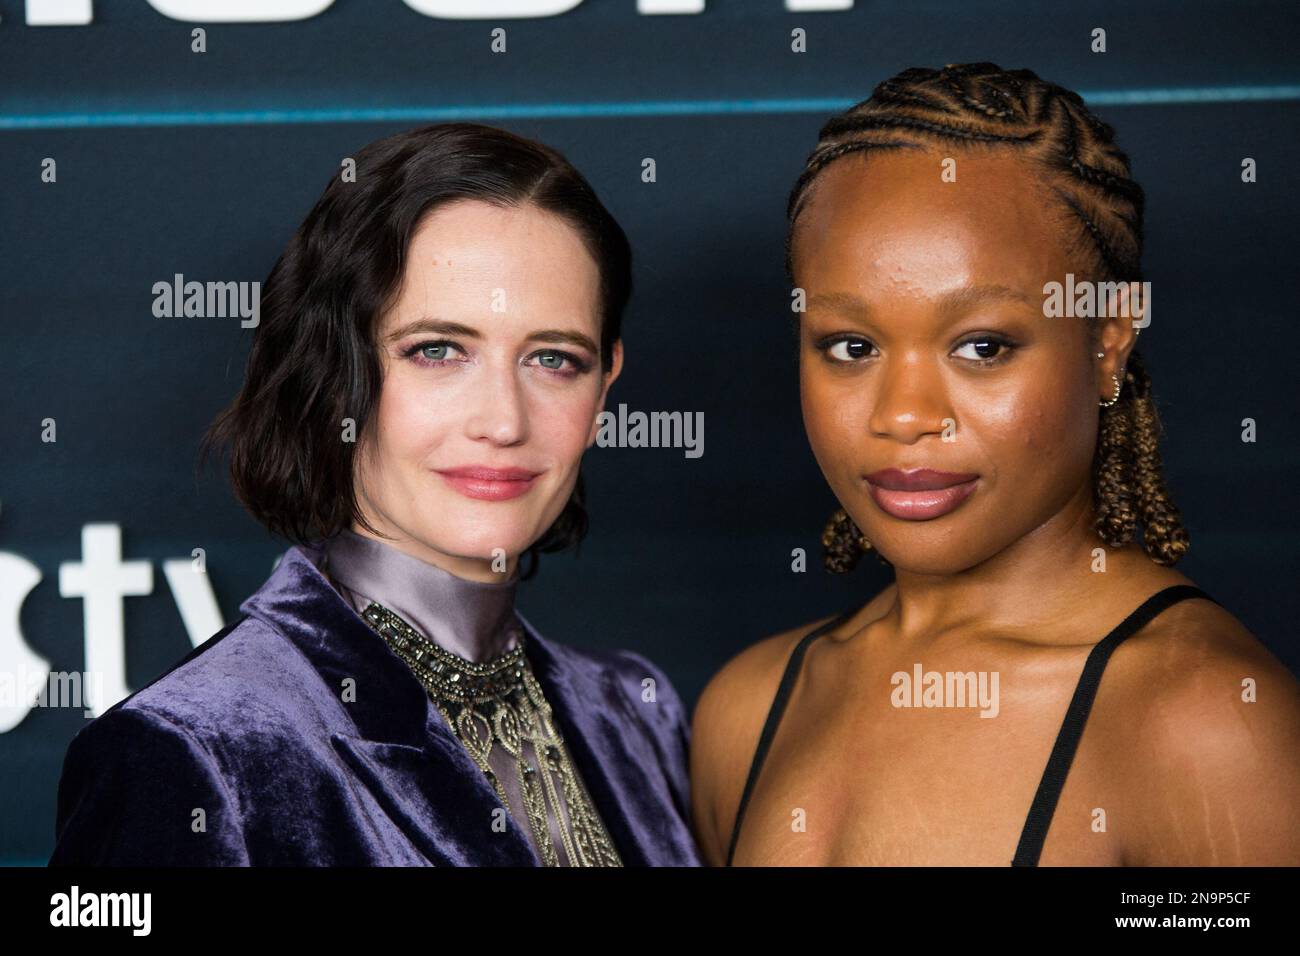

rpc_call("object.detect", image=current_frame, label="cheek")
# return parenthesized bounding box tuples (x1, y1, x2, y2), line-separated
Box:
(530, 383, 601, 461)
(373, 373, 453, 462)
(967, 363, 1094, 473)
(801, 364, 862, 455)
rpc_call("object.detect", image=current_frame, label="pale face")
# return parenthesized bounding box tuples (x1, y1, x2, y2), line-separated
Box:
(353, 200, 623, 582)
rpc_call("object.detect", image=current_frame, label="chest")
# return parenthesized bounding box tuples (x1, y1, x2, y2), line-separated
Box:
(731, 643, 1129, 866)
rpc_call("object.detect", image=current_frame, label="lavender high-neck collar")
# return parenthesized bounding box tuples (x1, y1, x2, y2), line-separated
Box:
(322, 528, 522, 663)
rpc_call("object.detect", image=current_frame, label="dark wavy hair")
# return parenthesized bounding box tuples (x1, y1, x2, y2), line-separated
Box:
(790, 63, 1190, 573)
(200, 122, 631, 580)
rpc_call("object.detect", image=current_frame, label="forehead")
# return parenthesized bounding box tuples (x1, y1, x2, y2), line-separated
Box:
(389, 199, 600, 314)
(792, 148, 1073, 296)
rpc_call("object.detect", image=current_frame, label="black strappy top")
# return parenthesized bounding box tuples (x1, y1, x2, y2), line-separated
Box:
(725, 584, 1217, 867)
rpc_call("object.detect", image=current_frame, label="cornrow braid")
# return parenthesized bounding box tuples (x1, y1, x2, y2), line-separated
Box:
(802, 63, 1189, 572)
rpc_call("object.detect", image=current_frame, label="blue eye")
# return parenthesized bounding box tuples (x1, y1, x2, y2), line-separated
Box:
(527, 350, 593, 377)
(536, 351, 566, 369)
(402, 340, 593, 377)
(403, 340, 467, 367)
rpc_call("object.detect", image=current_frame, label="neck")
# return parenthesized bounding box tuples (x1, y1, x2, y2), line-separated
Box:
(881, 481, 1157, 646)
(325, 526, 522, 663)
(352, 521, 521, 583)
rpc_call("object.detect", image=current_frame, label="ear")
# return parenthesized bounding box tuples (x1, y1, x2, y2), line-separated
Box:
(1095, 280, 1147, 397)
(587, 338, 623, 448)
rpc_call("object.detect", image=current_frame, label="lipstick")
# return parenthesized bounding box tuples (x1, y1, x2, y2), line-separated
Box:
(434, 465, 540, 502)
(864, 468, 979, 521)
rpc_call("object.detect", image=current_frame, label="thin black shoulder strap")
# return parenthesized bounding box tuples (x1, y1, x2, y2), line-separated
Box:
(724, 606, 859, 867)
(1011, 584, 1219, 866)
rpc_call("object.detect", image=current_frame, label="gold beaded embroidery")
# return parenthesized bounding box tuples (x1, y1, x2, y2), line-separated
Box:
(360, 601, 622, 867)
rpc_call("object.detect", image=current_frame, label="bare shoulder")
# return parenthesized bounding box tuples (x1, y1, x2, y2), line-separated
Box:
(1101, 592, 1300, 864)
(689, 614, 838, 865)
(1107, 592, 1298, 717)
(689, 585, 894, 865)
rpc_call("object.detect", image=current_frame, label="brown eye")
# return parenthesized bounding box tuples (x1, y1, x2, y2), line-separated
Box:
(953, 336, 1017, 364)
(818, 336, 874, 362)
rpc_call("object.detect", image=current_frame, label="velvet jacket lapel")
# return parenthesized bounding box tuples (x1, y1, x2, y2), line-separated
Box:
(513, 610, 663, 866)
(239, 544, 663, 866)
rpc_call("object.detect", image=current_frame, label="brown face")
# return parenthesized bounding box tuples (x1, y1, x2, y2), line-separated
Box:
(793, 148, 1129, 575)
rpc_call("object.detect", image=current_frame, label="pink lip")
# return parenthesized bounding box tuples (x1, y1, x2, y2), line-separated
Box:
(435, 465, 540, 502)
(864, 468, 979, 521)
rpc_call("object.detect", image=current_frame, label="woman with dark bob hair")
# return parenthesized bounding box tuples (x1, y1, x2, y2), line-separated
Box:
(50, 123, 700, 866)
(692, 63, 1300, 867)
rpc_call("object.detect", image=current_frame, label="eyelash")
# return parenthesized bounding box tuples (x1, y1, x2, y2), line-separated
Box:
(814, 333, 1020, 368)
(401, 339, 593, 377)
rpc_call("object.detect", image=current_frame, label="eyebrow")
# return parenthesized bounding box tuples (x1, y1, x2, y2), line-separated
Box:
(935, 284, 1038, 316)
(807, 284, 1037, 318)
(384, 318, 599, 354)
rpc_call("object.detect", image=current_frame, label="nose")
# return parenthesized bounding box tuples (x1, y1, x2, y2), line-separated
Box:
(867, 350, 951, 444)
(463, 362, 529, 446)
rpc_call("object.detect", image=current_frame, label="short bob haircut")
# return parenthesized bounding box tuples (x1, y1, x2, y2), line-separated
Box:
(201, 122, 631, 580)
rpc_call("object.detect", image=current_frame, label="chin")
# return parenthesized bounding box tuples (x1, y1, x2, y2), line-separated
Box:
(871, 527, 1011, 576)
(376, 500, 522, 560)
(878, 548, 975, 576)
(845, 505, 981, 574)
(419, 522, 540, 564)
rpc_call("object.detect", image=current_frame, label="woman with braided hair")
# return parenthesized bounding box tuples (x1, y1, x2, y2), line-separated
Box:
(692, 63, 1300, 866)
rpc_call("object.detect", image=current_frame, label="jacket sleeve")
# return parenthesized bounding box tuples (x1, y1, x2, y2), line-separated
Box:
(48, 705, 250, 866)
(611, 650, 693, 822)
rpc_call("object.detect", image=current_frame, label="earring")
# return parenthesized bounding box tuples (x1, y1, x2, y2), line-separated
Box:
(855, 524, 873, 552)
(1099, 370, 1123, 408)
(822, 507, 873, 553)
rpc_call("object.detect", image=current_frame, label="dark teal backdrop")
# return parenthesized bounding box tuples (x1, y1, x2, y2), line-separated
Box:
(2, 0, 1298, 864)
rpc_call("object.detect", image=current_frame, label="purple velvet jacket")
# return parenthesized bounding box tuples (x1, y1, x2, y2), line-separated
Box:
(48, 544, 701, 866)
